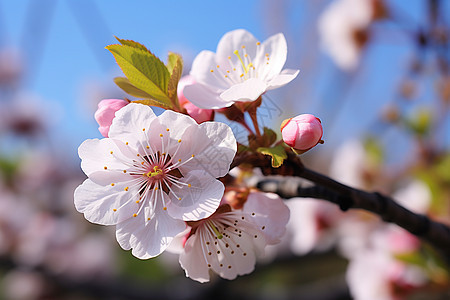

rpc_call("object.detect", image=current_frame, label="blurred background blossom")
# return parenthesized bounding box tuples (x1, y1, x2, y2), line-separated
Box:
(0, 0, 449, 299)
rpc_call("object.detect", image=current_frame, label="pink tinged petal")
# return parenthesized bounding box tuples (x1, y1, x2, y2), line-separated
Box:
(242, 192, 290, 244)
(183, 83, 233, 109)
(190, 50, 228, 91)
(108, 103, 159, 149)
(179, 234, 211, 283)
(94, 99, 129, 138)
(184, 102, 213, 124)
(176, 121, 237, 178)
(219, 78, 267, 102)
(266, 69, 300, 90)
(177, 75, 196, 107)
(215, 29, 258, 68)
(74, 179, 139, 226)
(254, 33, 288, 81)
(167, 171, 224, 221)
(115, 199, 186, 259)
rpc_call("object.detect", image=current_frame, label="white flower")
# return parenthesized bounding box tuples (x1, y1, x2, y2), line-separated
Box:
(74, 103, 237, 259)
(318, 0, 374, 70)
(178, 192, 290, 282)
(184, 29, 299, 109)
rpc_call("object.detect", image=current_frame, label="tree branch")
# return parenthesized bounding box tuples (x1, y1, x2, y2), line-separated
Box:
(254, 168, 450, 257)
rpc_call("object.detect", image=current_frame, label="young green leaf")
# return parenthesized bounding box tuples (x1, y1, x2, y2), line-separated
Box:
(114, 77, 154, 99)
(115, 37, 150, 53)
(106, 44, 171, 105)
(131, 99, 172, 110)
(257, 145, 287, 168)
(167, 52, 183, 104)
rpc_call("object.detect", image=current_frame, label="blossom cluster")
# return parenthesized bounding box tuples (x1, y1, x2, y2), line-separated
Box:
(75, 29, 303, 282)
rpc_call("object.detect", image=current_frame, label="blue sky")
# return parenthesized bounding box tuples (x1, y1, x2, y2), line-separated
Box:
(0, 0, 448, 165)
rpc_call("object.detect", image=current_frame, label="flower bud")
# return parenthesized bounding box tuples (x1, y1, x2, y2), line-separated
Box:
(94, 99, 129, 137)
(281, 114, 323, 151)
(178, 75, 213, 124)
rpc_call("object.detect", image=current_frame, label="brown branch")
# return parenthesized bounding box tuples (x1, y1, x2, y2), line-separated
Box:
(254, 168, 450, 258)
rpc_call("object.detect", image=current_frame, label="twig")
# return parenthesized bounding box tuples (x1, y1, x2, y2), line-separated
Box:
(254, 169, 450, 257)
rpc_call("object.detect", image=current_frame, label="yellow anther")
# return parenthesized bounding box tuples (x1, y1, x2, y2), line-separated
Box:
(216, 65, 220, 68)
(265, 53, 269, 57)
(111, 183, 115, 186)
(240, 73, 244, 77)
(124, 187, 129, 191)
(227, 70, 230, 73)
(257, 42, 261, 45)
(123, 170, 127, 173)
(244, 54, 248, 57)
(191, 154, 195, 157)
(178, 139, 181, 143)
(166, 128, 170, 131)
(113, 209, 117, 212)
(137, 154, 140, 157)
(241, 45, 245, 49)
(178, 159, 181, 162)
(141, 161, 145, 165)
(142, 128, 145, 131)
(163, 207, 167, 211)
(146, 146, 149, 149)
(133, 214, 137, 217)
(159, 134, 163, 137)
(154, 187, 159, 190)
(228, 56, 231, 59)
(178, 197, 181, 201)
(188, 184, 192, 188)
(225, 75, 228, 78)
(104, 166, 107, 170)
(110, 151, 113, 154)
(145, 165, 163, 178)
(136, 200, 140, 203)
(126, 142, 129, 145)
(147, 218, 151, 221)
(210, 69, 214, 73)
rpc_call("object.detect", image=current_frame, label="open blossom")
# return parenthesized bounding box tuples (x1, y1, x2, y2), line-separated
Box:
(318, 0, 379, 70)
(74, 103, 237, 259)
(94, 99, 129, 137)
(177, 75, 213, 124)
(184, 29, 299, 109)
(178, 192, 290, 282)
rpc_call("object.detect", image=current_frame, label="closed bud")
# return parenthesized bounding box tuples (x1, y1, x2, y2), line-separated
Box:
(281, 114, 323, 152)
(94, 99, 129, 137)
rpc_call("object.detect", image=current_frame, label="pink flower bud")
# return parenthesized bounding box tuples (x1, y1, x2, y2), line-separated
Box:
(178, 75, 213, 124)
(94, 99, 128, 137)
(281, 114, 323, 151)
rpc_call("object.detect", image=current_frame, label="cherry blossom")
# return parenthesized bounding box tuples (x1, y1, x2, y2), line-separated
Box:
(74, 103, 237, 258)
(183, 29, 299, 109)
(178, 192, 289, 282)
(318, 0, 375, 70)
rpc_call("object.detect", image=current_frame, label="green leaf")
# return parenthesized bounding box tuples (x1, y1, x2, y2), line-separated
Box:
(166, 52, 183, 103)
(262, 127, 277, 147)
(257, 145, 287, 168)
(131, 99, 172, 110)
(114, 77, 154, 99)
(115, 37, 150, 53)
(106, 44, 171, 105)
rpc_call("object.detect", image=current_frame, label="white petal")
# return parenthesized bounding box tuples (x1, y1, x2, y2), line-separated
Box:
(254, 33, 287, 81)
(243, 192, 290, 244)
(74, 179, 139, 225)
(175, 121, 237, 178)
(266, 69, 300, 90)
(190, 50, 229, 91)
(157, 109, 198, 140)
(219, 78, 267, 102)
(108, 103, 159, 149)
(183, 83, 233, 109)
(167, 171, 223, 221)
(78, 138, 131, 177)
(179, 233, 211, 283)
(216, 29, 258, 69)
(115, 199, 186, 258)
